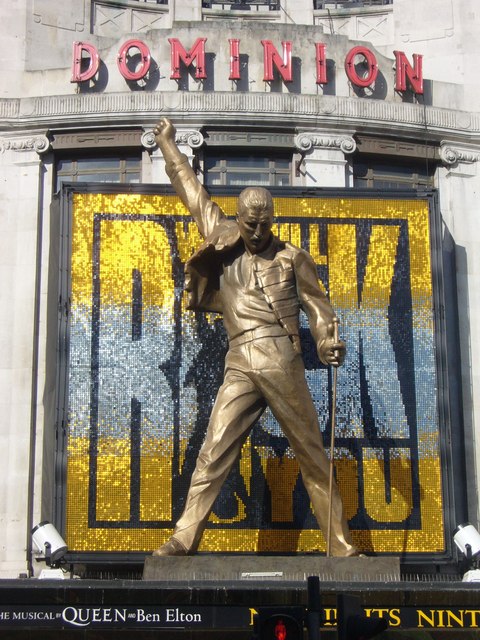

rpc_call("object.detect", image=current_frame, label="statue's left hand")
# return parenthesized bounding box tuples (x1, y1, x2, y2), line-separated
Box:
(323, 338, 346, 367)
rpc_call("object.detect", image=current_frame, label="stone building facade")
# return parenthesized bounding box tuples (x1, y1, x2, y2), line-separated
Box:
(1, 0, 479, 577)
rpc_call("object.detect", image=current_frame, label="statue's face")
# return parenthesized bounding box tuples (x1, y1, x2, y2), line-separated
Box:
(237, 206, 273, 254)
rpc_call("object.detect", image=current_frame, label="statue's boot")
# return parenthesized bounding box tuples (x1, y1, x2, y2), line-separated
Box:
(152, 537, 189, 557)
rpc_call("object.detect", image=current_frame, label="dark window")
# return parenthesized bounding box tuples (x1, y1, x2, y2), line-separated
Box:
(55, 155, 141, 191)
(352, 157, 434, 190)
(204, 151, 291, 186)
(203, 0, 280, 10)
(116, 0, 168, 4)
(314, 0, 392, 9)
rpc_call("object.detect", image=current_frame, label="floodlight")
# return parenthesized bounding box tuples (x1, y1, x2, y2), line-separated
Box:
(462, 569, 480, 583)
(32, 521, 68, 566)
(453, 522, 480, 561)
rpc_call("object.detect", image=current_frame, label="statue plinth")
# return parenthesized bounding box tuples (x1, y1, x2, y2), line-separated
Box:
(143, 555, 400, 582)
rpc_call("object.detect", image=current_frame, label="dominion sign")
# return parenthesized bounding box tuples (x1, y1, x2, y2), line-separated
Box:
(57, 187, 449, 556)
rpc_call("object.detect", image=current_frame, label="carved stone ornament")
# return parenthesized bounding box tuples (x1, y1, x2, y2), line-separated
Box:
(175, 129, 205, 149)
(142, 128, 204, 151)
(0, 134, 50, 155)
(294, 132, 357, 154)
(440, 142, 480, 166)
(141, 130, 157, 149)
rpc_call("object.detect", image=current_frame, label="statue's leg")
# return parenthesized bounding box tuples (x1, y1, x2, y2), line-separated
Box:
(273, 386, 356, 556)
(252, 337, 358, 557)
(169, 365, 265, 554)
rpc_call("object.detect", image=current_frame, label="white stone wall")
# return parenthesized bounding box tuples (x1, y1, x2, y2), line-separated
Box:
(389, 0, 480, 522)
(0, 0, 480, 577)
(436, 146, 480, 523)
(0, 136, 52, 578)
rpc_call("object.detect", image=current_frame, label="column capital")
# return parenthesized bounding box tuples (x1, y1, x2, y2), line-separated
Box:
(175, 128, 205, 150)
(141, 130, 157, 150)
(0, 134, 50, 155)
(142, 128, 204, 151)
(294, 131, 357, 155)
(440, 142, 480, 166)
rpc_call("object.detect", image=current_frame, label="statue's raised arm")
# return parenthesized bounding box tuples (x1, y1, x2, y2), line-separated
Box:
(154, 118, 223, 239)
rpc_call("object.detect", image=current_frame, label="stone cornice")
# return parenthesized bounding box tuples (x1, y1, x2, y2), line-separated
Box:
(1, 92, 480, 145)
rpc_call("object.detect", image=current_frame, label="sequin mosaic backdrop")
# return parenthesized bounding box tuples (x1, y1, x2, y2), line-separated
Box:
(63, 190, 445, 554)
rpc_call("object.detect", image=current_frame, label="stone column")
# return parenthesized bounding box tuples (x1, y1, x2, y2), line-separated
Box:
(294, 131, 357, 187)
(0, 133, 51, 577)
(281, 0, 314, 25)
(172, 0, 202, 22)
(438, 140, 480, 524)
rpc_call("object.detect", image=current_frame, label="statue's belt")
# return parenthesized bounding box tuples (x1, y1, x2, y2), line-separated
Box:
(228, 325, 298, 348)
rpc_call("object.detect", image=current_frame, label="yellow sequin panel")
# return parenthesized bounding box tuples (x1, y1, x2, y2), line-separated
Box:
(209, 497, 247, 524)
(99, 220, 174, 308)
(363, 448, 413, 523)
(273, 222, 301, 247)
(239, 439, 252, 497)
(361, 226, 400, 309)
(202, 453, 443, 553)
(256, 446, 302, 523)
(140, 438, 173, 522)
(96, 438, 131, 521)
(64, 193, 444, 554)
(327, 224, 358, 310)
(175, 221, 203, 263)
(71, 193, 187, 307)
(67, 443, 443, 553)
(335, 458, 359, 522)
(308, 224, 328, 265)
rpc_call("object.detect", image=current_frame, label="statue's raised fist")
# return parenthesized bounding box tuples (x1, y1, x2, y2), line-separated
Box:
(154, 118, 176, 145)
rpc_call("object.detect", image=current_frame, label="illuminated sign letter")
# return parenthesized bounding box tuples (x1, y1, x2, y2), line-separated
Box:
(261, 40, 293, 83)
(168, 37, 207, 80)
(229, 38, 241, 80)
(71, 41, 99, 83)
(345, 45, 378, 88)
(394, 50, 424, 94)
(117, 39, 151, 81)
(315, 42, 328, 84)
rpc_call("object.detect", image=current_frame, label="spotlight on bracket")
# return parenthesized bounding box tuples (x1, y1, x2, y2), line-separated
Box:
(453, 522, 480, 582)
(32, 521, 68, 567)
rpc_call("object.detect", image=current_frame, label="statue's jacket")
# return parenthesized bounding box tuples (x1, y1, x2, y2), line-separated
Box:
(165, 153, 336, 365)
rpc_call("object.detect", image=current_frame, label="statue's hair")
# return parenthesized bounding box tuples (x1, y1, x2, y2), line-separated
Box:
(237, 187, 274, 215)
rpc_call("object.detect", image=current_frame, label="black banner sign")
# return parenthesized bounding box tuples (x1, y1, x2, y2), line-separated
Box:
(1, 604, 480, 630)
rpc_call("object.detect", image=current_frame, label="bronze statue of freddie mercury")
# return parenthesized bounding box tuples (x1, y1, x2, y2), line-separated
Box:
(153, 118, 358, 557)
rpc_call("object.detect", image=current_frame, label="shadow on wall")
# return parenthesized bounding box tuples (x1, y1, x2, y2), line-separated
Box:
(77, 60, 109, 93)
(267, 57, 302, 94)
(443, 227, 473, 525)
(399, 79, 433, 106)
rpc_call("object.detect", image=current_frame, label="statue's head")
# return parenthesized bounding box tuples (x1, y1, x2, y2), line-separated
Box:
(236, 187, 274, 254)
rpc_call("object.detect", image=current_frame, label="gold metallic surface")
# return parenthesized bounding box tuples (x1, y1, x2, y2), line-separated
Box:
(154, 118, 352, 556)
